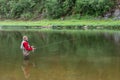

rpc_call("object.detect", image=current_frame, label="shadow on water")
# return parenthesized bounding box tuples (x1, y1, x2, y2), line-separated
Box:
(0, 30, 120, 80)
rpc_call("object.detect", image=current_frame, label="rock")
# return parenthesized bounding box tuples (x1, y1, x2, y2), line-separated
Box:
(83, 26, 88, 30)
(113, 8, 120, 17)
(113, 8, 120, 20)
(104, 13, 112, 19)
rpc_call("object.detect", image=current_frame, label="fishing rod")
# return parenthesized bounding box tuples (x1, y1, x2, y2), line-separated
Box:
(35, 38, 75, 50)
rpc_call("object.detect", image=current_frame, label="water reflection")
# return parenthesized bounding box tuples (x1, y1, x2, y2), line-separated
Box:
(104, 32, 120, 45)
(21, 59, 30, 79)
(21, 58, 35, 80)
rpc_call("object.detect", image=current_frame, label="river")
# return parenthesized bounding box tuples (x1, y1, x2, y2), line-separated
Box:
(0, 30, 119, 80)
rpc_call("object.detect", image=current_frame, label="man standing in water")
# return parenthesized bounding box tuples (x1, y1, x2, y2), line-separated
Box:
(21, 36, 35, 60)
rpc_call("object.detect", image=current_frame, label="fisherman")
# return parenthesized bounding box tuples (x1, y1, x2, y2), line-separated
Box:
(20, 36, 35, 60)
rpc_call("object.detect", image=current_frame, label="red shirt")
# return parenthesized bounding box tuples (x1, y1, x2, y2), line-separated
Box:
(23, 41, 33, 51)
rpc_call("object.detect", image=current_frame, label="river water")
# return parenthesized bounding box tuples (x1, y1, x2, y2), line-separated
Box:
(0, 30, 119, 80)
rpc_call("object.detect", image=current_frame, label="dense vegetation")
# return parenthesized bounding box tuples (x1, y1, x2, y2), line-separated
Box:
(0, 0, 115, 20)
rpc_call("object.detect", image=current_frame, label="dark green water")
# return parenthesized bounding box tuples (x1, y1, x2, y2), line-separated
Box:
(0, 30, 120, 80)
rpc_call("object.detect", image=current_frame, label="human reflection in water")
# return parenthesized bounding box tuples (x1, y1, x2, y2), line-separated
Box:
(21, 58, 36, 79)
(21, 59, 30, 79)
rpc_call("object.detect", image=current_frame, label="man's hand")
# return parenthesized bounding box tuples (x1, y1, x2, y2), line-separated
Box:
(31, 46, 36, 51)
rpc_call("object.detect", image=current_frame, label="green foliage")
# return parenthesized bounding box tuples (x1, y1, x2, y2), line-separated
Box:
(0, 0, 35, 19)
(45, 0, 76, 19)
(75, 0, 115, 16)
(45, 0, 63, 19)
(0, 0, 115, 19)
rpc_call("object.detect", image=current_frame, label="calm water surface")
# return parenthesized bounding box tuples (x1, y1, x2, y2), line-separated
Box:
(0, 30, 120, 80)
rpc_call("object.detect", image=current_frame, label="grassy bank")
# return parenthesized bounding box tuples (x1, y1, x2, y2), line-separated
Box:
(0, 19, 120, 27)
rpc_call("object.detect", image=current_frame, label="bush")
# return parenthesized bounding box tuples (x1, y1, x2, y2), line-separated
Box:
(0, 0, 116, 19)
(75, 0, 115, 16)
(45, 0, 63, 19)
(0, 0, 35, 19)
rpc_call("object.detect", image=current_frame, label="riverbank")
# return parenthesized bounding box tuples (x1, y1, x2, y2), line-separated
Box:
(0, 19, 120, 27)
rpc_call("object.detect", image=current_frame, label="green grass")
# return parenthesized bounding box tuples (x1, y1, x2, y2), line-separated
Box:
(0, 19, 120, 27)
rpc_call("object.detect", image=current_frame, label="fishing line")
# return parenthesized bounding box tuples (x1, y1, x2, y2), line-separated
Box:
(35, 38, 75, 50)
